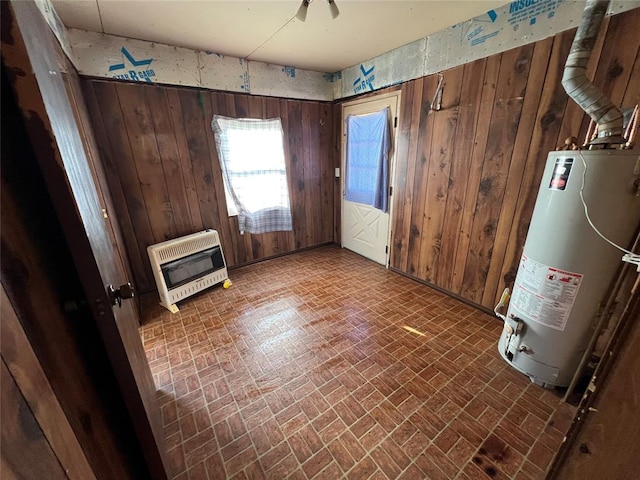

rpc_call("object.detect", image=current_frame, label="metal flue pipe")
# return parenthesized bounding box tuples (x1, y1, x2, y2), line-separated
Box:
(562, 0, 624, 145)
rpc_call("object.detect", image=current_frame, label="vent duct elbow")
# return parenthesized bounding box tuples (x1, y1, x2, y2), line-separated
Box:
(562, 0, 624, 145)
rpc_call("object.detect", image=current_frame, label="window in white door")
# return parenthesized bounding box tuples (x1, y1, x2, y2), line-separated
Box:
(345, 107, 390, 213)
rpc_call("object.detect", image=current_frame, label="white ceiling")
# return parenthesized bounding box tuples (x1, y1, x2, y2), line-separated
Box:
(51, 1, 506, 73)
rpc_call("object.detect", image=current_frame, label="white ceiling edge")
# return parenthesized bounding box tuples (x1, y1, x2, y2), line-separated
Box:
(50, 1, 508, 73)
(65, 28, 337, 101)
(38, 0, 640, 102)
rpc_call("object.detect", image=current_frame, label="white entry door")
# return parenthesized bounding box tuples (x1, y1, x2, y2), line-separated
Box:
(341, 93, 399, 265)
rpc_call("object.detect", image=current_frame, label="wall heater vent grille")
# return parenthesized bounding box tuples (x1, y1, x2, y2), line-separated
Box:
(147, 230, 228, 313)
(155, 236, 217, 263)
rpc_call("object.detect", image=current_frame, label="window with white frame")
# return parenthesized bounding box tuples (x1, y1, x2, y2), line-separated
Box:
(211, 115, 292, 234)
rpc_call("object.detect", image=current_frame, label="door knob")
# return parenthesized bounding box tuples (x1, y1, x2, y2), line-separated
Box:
(107, 282, 135, 307)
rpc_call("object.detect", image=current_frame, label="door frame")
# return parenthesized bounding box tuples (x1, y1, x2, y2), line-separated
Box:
(340, 90, 401, 267)
(2, 2, 168, 478)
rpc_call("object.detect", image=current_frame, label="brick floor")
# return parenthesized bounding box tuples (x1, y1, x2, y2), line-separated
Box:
(140, 246, 575, 479)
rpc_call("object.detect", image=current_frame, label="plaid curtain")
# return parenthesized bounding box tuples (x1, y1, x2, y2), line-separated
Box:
(212, 115, 293, 234)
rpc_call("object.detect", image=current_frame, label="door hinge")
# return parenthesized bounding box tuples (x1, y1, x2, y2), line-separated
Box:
(385, 246, 389, 254)
(394, 116, 398, 128)
(389, 186, 393, 196)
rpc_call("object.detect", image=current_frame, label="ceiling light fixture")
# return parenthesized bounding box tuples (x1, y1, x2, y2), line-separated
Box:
(328, 0, 340, 19)
(296, 0, 310, 21)
(296, 0, 340, 22)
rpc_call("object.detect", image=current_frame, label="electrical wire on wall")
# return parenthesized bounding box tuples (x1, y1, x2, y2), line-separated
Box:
(578, 151, 640, 270)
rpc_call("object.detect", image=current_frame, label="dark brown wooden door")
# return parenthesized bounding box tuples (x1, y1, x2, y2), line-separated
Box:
(3, 2, 168, 478)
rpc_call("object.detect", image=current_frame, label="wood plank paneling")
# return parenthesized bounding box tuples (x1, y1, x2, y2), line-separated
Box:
(286, 100, 307, 250)
(1, 42, 150, 477)
(450, 54, 501, 296)
(436, 59, 486, 292)
(306, 102, 322, 246)
(166, 89, 205, 233)
(180, 89, 222, 238)
(406, 75, 439, 277)
(83, 80, 336, 292)
(591, 9, 640, 111)
(1, 359, 68, 480)
(118, 83, 178, 242)
(145, 87, 194, 235)
(389, 79, 414, 266)
(5, 1, 168, 474)
(82, 8, 638, 306)
(481, 37, 554, 307)
(82, 83, 147, 287)
(392, 78, 423, 272)
(418, 66, 464, 284)
(1, 285, 96, 480)
(333, 100, 343, 243)
(65, 67, 142, 315)
(386, 9, 640, 311)
(622, 45, 640, 107)
(89, 81, 157, 291)
(461, 44, 534, 304)
(319, 103, 333, 244)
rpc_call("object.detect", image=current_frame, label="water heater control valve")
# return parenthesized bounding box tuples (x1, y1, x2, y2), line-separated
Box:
(506, 316, 524, 335)
(503, 316, 525, 362)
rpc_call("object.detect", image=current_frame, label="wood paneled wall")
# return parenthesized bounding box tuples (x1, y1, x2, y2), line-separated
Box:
(1, 360, 69, 480)
(82, 9, 638, 303)
(550, 277, 640, 479)
(388, 8, 640, 311)
(1, 24, 150, 476)
(82, 81, 335, 293)
(2, 285, 96, 479)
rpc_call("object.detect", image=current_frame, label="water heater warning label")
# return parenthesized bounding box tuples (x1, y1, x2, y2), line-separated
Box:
(549, 157, 573, 190)
(510, 254, 583, 331)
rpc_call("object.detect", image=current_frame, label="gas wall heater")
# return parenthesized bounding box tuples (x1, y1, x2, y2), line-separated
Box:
(147, 230, 228, 313)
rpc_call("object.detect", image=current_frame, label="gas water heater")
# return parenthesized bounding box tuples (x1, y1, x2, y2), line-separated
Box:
(495, 0, 640, 387)
(497, 150, 640, 386)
